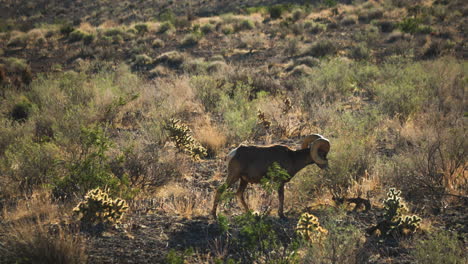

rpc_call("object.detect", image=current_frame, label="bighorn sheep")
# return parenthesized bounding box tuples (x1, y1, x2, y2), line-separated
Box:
(211, 134, 330, 218)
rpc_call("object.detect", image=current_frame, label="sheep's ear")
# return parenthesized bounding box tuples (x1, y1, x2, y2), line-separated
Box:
(310, 138, 330, 165)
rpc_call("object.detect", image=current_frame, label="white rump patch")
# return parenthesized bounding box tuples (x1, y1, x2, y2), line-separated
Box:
(226, 147, 238, 166)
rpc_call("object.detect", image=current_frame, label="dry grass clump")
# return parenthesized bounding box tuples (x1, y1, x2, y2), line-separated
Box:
(155, 184, 212, 219)
(193, 117, 227, 158)
(0, 191, 87, 264)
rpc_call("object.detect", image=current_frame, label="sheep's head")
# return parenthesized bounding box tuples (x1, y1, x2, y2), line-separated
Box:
(302, 134, 330, 169)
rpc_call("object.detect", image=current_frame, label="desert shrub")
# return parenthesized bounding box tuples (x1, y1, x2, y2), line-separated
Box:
(190, 75, 225, 112)
(295, 56, 320, 68)
(200, 23, 215, 34)
(59, 24, 74, 36)
(304, 39, 338, 58)
(134, 23, 148, 34)
(9, 98, 33, 122)
(373, 62, 429, 119)
(289, 64, 313, 77)
(228, 211, 299, 263)
(181, 33, 201, 47)
(373, 19, 396, 32)
(269, 5, 285, 19)
(291, 9, 306, 21)
(235, 19, 255, 32)
(0, 139, 61, 197)
(134, 54, 152, 67)
(301, 218, 363, 264)
(158, 21, 175, 34)
(103, 27, 125, 37)
(53, 126, 128, 199)
(411, 230, 465, 264)
(0, 223, 87, 264)
(73, 187, 128, 229)
(349, 43, 370, 60)
(221, 24, 234, 35)
(298, 58, 354, 105)
(154, 51, 186, 68)
(6, 32, 28, 48)
(341, 15, 358, 26)
(397, 17, 433, 34)
(303, 21, 327, 34)
(1, 57, 32, 88)
(83, 34, 95, 45)
(68, 30, 86, 42)
(152, 38, 165, 48)
(358, 8, 384, 23)
(218, 82, 260, 141)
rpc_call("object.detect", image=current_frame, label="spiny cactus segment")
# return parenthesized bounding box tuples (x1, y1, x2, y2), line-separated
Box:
(165, 118, 207, 159)
(257, 109, 271, 130)
(296, 212, 328, 243)
(370, 188, 422, 237)
(73, 187, 129, 226)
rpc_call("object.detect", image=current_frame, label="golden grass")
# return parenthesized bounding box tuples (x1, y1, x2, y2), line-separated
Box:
(0, 190, 87, 264)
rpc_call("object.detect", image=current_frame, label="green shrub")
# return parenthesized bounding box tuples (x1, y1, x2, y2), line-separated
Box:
(411, 230, 466, 264)
(59, 24, 74, 36)
(154, 51, 185, 68)
(341, 15, 358, 26)
(53, 126, 127, 199)
(200, 23, 215, 34)
(134, 23, 148, 34)
(103, 27, 125, 37)
(218, 82, 259, 140)
(158, 21, 175, 34)
(9, 99, 33, 122)
(73, 187, 129, 228)
(83, 34, 95, 45)
(304, 39, 338, 57)
(181, 33, 201, 47)
(269, 5, 285, 19)
(235, 19, 255, 31)
(68, 30, 86, 42)
(260, 162, 290, 194)
(302, 219, 363, 264)
(221, 24, 234, 35)
(397, 17, 433, 34)
(152, 38, 165, 48)
(0, 139, 60, 196)
(191, 75, 225, 112)
(358, 8, 384, 23)
(134, 54, 152, 66)
(349, 43, 370, 60)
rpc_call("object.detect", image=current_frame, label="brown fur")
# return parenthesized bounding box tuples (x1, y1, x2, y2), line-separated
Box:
(212, 144, 327, 218)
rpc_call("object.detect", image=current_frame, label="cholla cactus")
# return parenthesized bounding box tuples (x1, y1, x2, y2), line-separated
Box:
(257, 110, 271, 130)
(73, 188, 129, 226)
(400, 215, 422, 234)
(370, 188, 422, 237)
(383, 188, 407, 222)
(282, 97, 292, 115)
(296, 212, 328, 243)
(165, 118, 207, 159)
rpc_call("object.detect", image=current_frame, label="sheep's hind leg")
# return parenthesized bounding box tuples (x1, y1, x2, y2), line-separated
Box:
(211, 171, 240, 218)
(236, 179, 249, 213)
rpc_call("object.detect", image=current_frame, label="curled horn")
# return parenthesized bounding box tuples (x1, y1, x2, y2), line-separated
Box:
(301, 134, 323, 149)
(310, 138, 330, 165)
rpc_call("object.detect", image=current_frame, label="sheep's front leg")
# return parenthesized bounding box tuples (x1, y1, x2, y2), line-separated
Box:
(278, 182, 286, 218)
